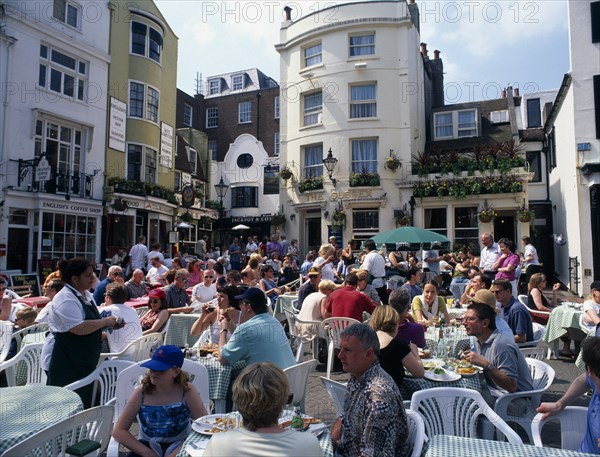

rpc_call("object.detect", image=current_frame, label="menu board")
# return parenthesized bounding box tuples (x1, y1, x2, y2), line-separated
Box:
(10, 274, 41, 297)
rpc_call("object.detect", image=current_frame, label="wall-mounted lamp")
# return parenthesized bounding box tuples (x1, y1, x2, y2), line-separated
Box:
(290, 213, 296, 221)
(323, 211, 329, 219)
(355, 62, 367, 70)
(323, 148, 338, 186)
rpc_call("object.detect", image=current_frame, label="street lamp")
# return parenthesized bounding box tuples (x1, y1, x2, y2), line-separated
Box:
(214, 176, 229, 242)
(323, 148, 338, 186)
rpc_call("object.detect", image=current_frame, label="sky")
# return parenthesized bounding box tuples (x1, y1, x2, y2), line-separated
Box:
(155, 0, 570, 103)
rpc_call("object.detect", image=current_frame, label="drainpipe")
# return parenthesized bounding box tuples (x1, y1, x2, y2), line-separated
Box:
(256, 91, 261, 140)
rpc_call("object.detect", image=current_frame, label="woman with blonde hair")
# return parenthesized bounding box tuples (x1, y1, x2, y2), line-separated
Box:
(527, 273, 559, 315)
(312, 243, 337, 282)
(369, 305, 423, 387)
(203, 362, 322, 456)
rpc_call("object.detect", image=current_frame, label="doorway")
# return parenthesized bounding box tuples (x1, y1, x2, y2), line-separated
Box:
(304, 217, 321, 255)
(493, 215, 516, 243)
(7, 228, 29, 272)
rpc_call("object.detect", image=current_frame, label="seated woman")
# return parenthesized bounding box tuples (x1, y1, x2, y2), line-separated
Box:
(191, 271, 217, 307)
(369, 305, 424, 387)
(140, 289, 170, 335)
(259, 265, 289, 309)
(203, 362, 322, 456)
(582, 280, 600, 336)
(411, 279, 450, 326)
(527, 273, 559, 324)
(389, 288, 426, 348)
(190, 285, 241, 344)
(112, 345, 207, 457)
(185, 260, 203, 288)
(297, 280, 336, 342)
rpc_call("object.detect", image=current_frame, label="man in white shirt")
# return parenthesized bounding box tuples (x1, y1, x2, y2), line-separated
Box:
(422, 250, 442, 274)
(245, 236, 258, 257)
(480, 232, 501, 277)
(129, 235, 148, 273)
(146, 243, 164, 270)
(99, 284, 142, 354)
(146, 257, 168, 285)
(360, 240, 387, 304)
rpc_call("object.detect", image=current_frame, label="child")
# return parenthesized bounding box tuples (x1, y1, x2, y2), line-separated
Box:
(112, 345, 207, 457)
(6, 307, 38, 359)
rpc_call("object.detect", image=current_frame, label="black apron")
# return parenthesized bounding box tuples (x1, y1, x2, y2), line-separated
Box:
(47, 286, 102, 408)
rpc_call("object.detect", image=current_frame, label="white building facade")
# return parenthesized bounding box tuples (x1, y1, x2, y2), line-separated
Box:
(0, 0, 110, 274)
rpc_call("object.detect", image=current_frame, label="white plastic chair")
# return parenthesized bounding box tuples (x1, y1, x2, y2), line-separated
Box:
(494, 358, 555, 443)
(320, 317, 360, 378)
(9, 322, 49, 352)
(406, 409, 427, 457)
(519, 347, 546, 360)
(284, 309, 321, 362)
(320, 376, 346, 416)
(0, 342, 45, 386)
(517, 294, 529, 308)
(99, 332, 163, 363)
(64, 359, 135, 407)
(531, 406, 588, 450)
(283, 359, 317, 412)
(409, 387, 522, 444)
(1, 405, 114, 457)
(517, 322, 546, 349)
(0, 320, 14, 364)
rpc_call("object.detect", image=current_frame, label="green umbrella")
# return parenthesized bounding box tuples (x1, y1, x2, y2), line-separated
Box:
(367, 226, 451, 251)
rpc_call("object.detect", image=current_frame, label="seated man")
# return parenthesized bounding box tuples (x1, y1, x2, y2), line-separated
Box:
(331, 323, 408, 456)
(163, 269, 194, 315)
(99, 284, 142, 354)
(93, 265, 124, 305)
(125, 269, 148, 299)
(297, 267, 321, 310)
(322, 272, 376, 322)
(217, 287, 295, 369)
(462, 301, 533, 402)
(537, 337, 600, 454)
(492, 279, 534, 343)
(146, 256, 168, 285)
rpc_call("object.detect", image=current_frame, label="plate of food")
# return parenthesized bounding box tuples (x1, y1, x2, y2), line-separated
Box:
(192, 413, 239, 435)
(447, 358, 482, 376)
(418, 349, 432, 359)
(278, 414, 326, 436)
(422, 358, 445, 370)
(424, 367, 461, 382)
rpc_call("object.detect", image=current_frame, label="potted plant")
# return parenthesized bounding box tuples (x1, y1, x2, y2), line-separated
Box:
(112, 197, 128, 212)
(384, 150, 401, 172)
(280, 166, 293, 181)
(331, 202, 346, 229)
(271, 211, 286, 226)
(298, 175, 323, 192)
(478, 200, 497, 223)
(517, 205, 535, 223)
(350, 171, 380, 187)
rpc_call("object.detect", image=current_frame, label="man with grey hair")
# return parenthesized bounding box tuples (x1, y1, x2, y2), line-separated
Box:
(92, 265, 124, 305)
(331, 323, 408, 456)
(480, 232, 501, 277)
(389, 288, 426, 348)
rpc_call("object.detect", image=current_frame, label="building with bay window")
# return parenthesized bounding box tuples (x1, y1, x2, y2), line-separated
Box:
(0, 0, 110, 274)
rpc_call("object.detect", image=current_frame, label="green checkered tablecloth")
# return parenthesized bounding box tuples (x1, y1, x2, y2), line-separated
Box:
(425, 434, 598, 457)
(177, 425, 334, 457)
(195, 357, 246, 406)
(0, 385, 83, 454)
(401, 373, 482, 401)
(544, 304, 584, 344)
(274, 294, 298, 321)
(165, 313, 202, 348)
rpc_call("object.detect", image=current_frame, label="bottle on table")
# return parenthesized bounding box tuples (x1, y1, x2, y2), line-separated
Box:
(435, 317, 447, 360)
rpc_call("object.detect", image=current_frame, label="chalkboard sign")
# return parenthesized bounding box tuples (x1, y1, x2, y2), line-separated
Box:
(38, 259, 55, 284)
(10, 273, 41, 297)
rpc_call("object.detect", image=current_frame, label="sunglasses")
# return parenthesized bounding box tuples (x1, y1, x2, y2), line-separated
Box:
(112, 272, 123, 276)
(204, 276, 214, 279)
(149, 299, 161, 304)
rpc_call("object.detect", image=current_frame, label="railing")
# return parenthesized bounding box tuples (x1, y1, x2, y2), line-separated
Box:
(19, 170, 96, 199)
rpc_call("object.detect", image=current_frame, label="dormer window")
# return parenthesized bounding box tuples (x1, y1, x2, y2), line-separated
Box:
(208, 78, 221, 95)
(434, 109, 478, 140)
(490, 110, 509, 123)
(232, 74, 244, 91)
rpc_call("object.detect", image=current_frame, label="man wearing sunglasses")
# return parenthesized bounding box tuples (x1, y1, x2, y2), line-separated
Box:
(92, 265, 124, 305)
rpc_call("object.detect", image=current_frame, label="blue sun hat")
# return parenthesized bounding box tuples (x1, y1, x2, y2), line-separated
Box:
(141, 345, 184, 371)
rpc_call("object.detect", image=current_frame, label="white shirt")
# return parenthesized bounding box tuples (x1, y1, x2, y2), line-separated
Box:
(360, 250, 386, 288)
(313, 257, 335, 281)
(480, 243, 501, 271)
(146, 264, 168, 284)
(246, 241, 258, 255)
(523, 244, 540, 267)
(129, 243, 148, 269)
(192, 283, 217, 303)
(422, 250, 440, 274)
(99, 304, 143, 353)
(146, 250, 164, 269)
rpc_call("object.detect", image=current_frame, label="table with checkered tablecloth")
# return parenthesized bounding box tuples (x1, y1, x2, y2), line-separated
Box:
(401, 372, 482, 401)
(425, 434, 598, 457)
(177, 424, 334, 457)
(424, 326, 470, 358)
(0, 385, 83, 454)
(195, 357, 246, 414)
(544, 304, 588, 367)
(165, 313, 202, 348)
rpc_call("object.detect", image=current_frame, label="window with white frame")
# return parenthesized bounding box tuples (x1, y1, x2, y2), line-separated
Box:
(352, 208, 379, 240)
(208, 79, 221, 95)
(41, 213, 96, 260)
(232, 74, 244, 91)
(303, 144, 323, 179)
(127, 144, 157, 183)
(231, 187, 258, 208)
(34, 119, 83, 178)
(147, 87, 159, 122)
(303, 42, 322, 67)
(53, 0, 80, 28)
(349, 33, 375, 56)
(424, 208, 447, 237)
(128, 82, 159, 122)
(188, 147, 197, 175)
(274, 133, 280, 156)
(183, 104, 193, 126)
(275, 96, 280, 119)
(239, 101, 252, 123)
(350, 83, 377, 118)
(489, 110, 509, 123)
(433, 109, 478, 140)
(206, 107, 218, 128)
(351, 139, 378, 173)
(454, 207, 478, 246)
(303, 91, 322, 126)
(130, 21, 163, 63)
(208, 140, 218, 161)
(39, 44, 87, 102)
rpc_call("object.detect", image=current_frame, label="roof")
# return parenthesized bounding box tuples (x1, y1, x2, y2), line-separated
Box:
(203, 68, 278, 97)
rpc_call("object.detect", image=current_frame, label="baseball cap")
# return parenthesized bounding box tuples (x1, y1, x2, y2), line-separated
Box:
(141, 345, 184, 371)
(470, 289, 498, 311)
(148, 288, 166, 300)
(591, 280, 600, 291)
(308, 267, 321, 277)
(234, 287, 267, 307)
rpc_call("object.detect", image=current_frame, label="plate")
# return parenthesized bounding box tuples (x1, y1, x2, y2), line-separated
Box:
(424, 369, 461, 382)
(422, 358, 445, 370)
(278, 413, 325, 436)
(192, 413, 239, 435)
(454, 366, 482, 376)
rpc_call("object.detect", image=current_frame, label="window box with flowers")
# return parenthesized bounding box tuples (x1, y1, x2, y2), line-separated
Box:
(350, 172, 380, 187)
(412, 175, 524, 199)
(517, 206, 535, 223)
(298, 176, 323, 193)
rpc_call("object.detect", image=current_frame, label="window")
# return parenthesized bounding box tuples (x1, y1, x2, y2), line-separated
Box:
(232, 74, 244, 90)
(183, 104, 193, 126)
(303, 144, 323, 178)
(39, 44, 87, 101)
(349, 33, 375, 56)
(433, 109, 478, 140)
(592, 1, 600, 43)
(303, 43, 322, 67)
(303, 91, 322, 126)
(174, 171, 181, 192)
(526, 151, 542, 183)
(206, 107, 218, 128)
(208, 79, 221, 95)
(41, 213, 96, 260)
(130, 21, 163, 63)
(237, 153, 253, 168)
(351, 139, 377, 173)
(527, 98, 541, 128)
(208, 140, 218, 161)
(352, 209, 379, 239)
(275, 96, 280, 119)
(350, 83, 377, 118)
(424, 208, 447, 237)
(53, 0, 80, 28)
(274, 133, 280, 156)
(34, 119, 83, 179)
(239, 101, 252, 123)
(489, 110, 509, 123)
(128, 82, 159, 122)
(231, 187, 258, 208)
(188, 148, 197, 175)
(127, 144, 157, 183)
(454, 207, 478, 246)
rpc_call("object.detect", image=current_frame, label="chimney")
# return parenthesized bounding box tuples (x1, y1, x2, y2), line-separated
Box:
(514, 88, 520, 97)
(433, 50, 440, 60)
(420, 42, 428, 57)
(506, 85, 514, 98)
(283, 6, 292, 21)
(502, 88, 507, 98)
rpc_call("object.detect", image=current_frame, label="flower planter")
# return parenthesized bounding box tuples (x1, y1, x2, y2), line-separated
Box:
(280, 169, 293, 180)
(518, 212, 532, 223)
(478, 214, 494, 223)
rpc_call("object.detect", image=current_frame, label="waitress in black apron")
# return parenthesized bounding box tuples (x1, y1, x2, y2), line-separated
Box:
(46, 258, 119, 408)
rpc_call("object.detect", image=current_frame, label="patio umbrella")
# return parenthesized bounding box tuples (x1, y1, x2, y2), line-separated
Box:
(232, 224, 250, 231)
(367, 226, 451, 251)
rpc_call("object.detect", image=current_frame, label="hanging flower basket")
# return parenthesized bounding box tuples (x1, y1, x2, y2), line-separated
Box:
(517, 208, 534, 223)
(280, 167, 293, 181)
(112, 198, 128, 212)
(478, 210, 497, 223)
(271, 212, 286, 226)
(396, 215, 411, 226)
(385, 153, 402, 172)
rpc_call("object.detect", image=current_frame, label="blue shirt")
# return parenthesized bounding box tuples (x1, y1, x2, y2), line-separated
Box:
(580, 376, 600, 454)
(502, 297, 533, 342)
(92, 277, 111, 305)
(220, 313, 296, 369)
